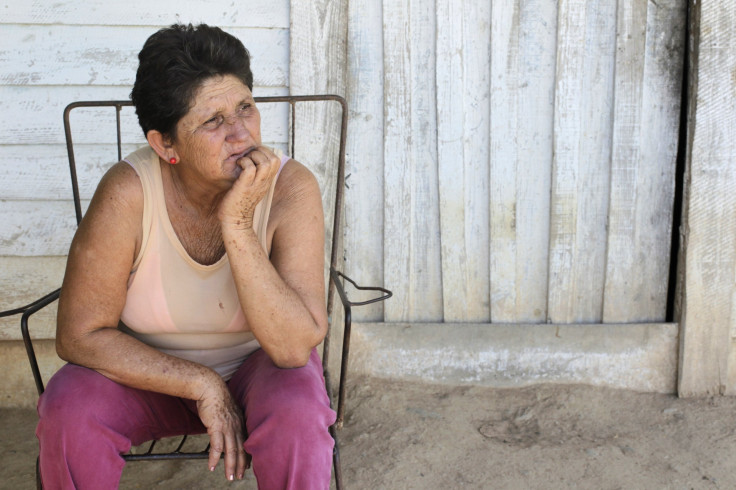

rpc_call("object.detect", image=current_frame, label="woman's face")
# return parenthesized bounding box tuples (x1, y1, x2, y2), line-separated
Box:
(171, 74, 261, 186)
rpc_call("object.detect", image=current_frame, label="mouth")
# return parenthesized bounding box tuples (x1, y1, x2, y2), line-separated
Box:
(228, 147, 256, 162)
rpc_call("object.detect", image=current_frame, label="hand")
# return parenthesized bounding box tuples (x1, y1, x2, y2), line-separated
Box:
(196, 382, 248, 481)
(218, 146, 281, 229)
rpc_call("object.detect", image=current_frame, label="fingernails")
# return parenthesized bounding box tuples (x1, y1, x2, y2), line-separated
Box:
(210, 466, 215, 472)
(229, 474, 234, 481)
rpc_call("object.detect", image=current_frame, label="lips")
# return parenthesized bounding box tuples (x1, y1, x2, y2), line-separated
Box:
(229, 147, 255, 161)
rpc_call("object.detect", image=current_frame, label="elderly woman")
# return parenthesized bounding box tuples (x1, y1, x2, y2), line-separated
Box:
(36, 24, 335, 489)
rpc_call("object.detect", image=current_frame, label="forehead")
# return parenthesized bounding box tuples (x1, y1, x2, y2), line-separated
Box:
(188, 74, 253, 114)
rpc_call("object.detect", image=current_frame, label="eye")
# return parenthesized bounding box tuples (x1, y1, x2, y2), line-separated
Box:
(238, 103, 251, 113)
(202, 115, 224, 128)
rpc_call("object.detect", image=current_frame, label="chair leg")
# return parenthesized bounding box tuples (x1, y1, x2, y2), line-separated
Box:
(36, 456, 42, 490)
(331, 425, 343, 490)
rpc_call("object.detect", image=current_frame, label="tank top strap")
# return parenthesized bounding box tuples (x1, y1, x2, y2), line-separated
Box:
(123, 146, 158, 271)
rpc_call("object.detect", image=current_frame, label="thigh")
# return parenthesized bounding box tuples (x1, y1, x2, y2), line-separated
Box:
(228, 348, 332, 416)
(38, 363, 205, 446)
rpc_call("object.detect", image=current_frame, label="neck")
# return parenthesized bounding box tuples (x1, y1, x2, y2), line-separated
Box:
(165, 159, 223, 219)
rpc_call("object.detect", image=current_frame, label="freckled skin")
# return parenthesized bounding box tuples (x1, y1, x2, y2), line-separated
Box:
(169, 75, 263, 190)
(56, 73, 328, 482)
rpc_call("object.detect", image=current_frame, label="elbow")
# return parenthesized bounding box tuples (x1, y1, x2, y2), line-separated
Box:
(272, 350, 312, 369)
(267, 321, 327, 369)
(55, 335, 75, 363)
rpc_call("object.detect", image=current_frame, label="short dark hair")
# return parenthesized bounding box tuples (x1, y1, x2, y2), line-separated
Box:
(130, 23, 254, 139)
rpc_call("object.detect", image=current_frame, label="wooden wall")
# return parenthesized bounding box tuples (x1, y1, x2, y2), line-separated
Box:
(341, 0, 686, 324)
(3, 0, 736, 400)
(1, 0, 687, 337)
(0, 1, 290, 340)
(677, 1, 736, 396)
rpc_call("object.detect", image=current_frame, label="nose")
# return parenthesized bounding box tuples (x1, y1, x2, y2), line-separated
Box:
(225, 114, 250, 141)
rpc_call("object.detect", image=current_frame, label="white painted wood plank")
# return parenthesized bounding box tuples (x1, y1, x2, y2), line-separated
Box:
(489, 0, 557, 323)
(0, 257, 66, 341)
(0, 86, 289, 146)
(548, 0, 616, 323)
(344, 0, 385, 321)
(0, 144, 140, 201)
(0, 140, 287, 201)
(2, 0, 289, 28)
(1, 25, 288, 86)
(603, 0, 685, 322)
(678, 1, 736, 396)
(489, 1, 520, 323)
(0, 201, 79, 256)
(436, 0, 490, 322)
(383, 0, 443, 322)
(603, 0, 648, 322)
(289, 0, 348, 298)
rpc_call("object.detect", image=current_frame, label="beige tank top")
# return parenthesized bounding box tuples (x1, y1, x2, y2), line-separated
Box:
(119, 145, 286, 380)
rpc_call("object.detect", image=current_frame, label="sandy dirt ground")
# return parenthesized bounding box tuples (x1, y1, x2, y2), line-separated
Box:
(3, 375, 736, 489)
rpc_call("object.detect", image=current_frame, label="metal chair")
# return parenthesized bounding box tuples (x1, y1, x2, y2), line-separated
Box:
(19, 95, 391, 489)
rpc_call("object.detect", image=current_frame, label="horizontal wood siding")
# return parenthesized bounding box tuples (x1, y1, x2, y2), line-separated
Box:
(3, 0, 687, 336)
(0, 2, 291, 340)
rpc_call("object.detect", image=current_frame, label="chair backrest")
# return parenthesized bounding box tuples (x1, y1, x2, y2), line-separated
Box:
(15, 96, 355, 490)
(64, 95, 346, 303)
(20, 96, 348, 395)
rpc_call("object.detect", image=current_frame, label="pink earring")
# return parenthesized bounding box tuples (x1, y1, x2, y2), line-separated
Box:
(169, 157, 178, 164)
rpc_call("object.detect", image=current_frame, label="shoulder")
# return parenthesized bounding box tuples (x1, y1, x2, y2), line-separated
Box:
(269, 158, 323, 236)
(272, 158, 321, 211)
(73, 160, 144, 255)
(89, 161, 144, 215)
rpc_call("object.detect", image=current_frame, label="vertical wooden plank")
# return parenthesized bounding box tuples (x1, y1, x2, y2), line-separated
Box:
(383, 0, 443, 322)
(436, 0, 491, 321)
(548, 0, 616, 323)
(678, 0, 736, 396)
(290, 0, 349, 386)
(603, 0, 685, 322)
(344, 0, 385, 321)
(489, 0, 557, 323)
(290, 0, 348, 290)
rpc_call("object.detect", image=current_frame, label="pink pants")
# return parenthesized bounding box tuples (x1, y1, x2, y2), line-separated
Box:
(36, 348, 336, 489)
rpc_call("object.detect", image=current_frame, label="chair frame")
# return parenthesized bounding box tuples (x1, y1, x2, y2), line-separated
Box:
(17, 95, 391, 489)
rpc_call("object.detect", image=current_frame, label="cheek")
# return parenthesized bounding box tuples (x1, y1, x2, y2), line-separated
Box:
(186, 136, 220, 162)
(251, 112, 262, 143)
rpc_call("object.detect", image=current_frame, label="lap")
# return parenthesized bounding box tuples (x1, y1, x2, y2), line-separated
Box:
(228, 348, 331, 411)
(38, 348, 333, 445)
(38, 363, 205, 445)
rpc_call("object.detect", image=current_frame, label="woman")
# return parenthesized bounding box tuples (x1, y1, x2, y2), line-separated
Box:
(36, 24, 336, 489)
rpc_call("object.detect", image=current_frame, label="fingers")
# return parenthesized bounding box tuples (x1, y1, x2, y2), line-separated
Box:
(209, 428, 247, 481)
(208, 431, 224, 474)
(248, 146, 281, 178)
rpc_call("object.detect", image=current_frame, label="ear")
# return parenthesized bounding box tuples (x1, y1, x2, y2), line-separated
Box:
(146, 130, 176, 162)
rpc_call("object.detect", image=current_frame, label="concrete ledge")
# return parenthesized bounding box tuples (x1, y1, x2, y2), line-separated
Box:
(0, 340, 65, 408)
(348, 323, 679, 393)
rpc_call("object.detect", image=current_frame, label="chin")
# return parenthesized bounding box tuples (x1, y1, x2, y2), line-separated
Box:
(228, 164, 243, 181)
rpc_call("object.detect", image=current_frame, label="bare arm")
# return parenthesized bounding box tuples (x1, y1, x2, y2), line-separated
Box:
(56, 161, 246, 480)
(219, 148, 328, 368)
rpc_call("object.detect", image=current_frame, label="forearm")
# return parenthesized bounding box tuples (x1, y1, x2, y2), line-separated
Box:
(222, 226, 324, 367)
(57, 326, 225, 401)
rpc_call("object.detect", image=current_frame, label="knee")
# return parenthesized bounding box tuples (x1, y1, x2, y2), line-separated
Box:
(272, 388, 335, 436)
(37, 365, 125, 440)
(246, 376, 336, 447)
